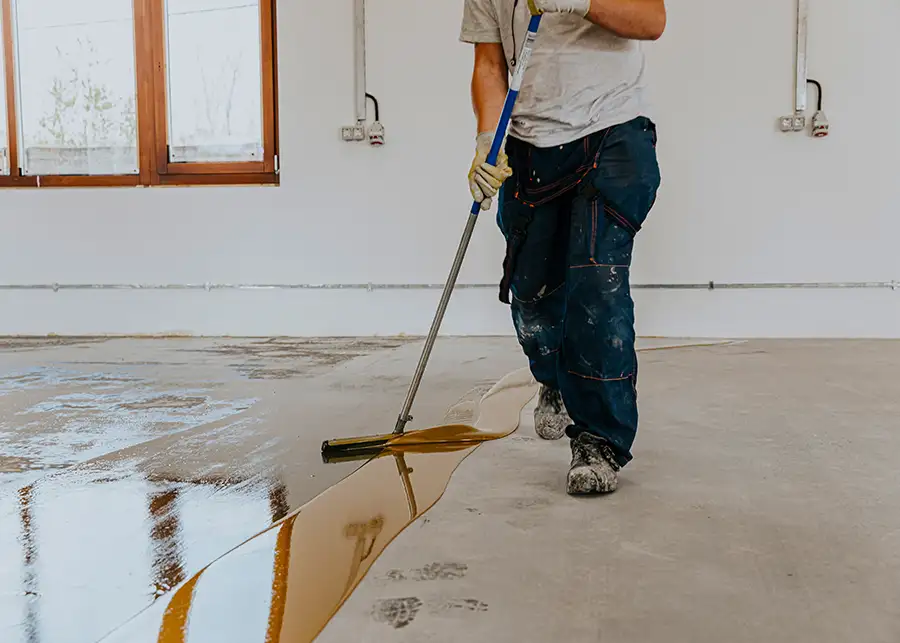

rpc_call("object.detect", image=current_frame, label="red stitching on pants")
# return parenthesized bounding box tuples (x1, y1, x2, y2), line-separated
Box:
(604, 205, 636, 234)
(523, 161, 592, 196)
(514, 127, 613, 204)
(568, 370, 634, 382)
(569, 263, 629, 270)
(510, 281, 565, 304)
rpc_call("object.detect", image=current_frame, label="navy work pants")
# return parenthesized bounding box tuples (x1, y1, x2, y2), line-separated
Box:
(497, 116, 661, 467)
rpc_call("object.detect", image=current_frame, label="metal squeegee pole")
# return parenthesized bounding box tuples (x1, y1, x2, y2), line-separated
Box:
(394, 13, 543, 435)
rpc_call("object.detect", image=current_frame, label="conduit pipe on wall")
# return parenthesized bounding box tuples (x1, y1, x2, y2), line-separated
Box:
(348, 0, 384, 145)
(354, 0, 367, 125)
(780, 0, 817, 133)
(0, 282, 897, 292)
(794, 0, 809, 114)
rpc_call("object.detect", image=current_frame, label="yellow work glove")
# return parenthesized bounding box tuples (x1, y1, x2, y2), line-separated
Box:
(527, 0, 590, 15)
(468, 131, 513, 211)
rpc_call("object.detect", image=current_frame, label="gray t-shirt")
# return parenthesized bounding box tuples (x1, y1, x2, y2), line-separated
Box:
(460, 0, 650, 148)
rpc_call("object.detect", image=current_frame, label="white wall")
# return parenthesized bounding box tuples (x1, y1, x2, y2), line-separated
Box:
(1, 0, 898, 337)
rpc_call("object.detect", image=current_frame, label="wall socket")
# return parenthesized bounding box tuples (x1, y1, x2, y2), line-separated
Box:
(779, 114, 808, 134)
(341, 125, 367, 142)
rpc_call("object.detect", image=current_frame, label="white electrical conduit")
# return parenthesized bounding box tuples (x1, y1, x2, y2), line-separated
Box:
(795, 0, 809, 113)
(354, 0, 367, 124)
(0, 282, 897, 292)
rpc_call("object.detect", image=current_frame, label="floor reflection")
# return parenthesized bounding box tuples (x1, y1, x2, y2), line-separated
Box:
(100, 369, 538, 643)
(1, 471, 293, 643)
(149, 490, 186, 598)
(18, 486, 39, 643)
(0, 369, 536, 643)
(123, 432, 497, 643)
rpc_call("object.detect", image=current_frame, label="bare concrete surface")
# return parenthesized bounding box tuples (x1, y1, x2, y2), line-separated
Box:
(319, 340, 900, 643)
(3, 338, 899, 643)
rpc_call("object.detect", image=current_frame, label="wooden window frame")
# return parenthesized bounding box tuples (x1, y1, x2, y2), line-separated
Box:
(0, 0, 279, 189)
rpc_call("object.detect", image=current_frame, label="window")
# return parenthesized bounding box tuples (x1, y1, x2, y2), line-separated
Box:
(166, 0, 265, 164)
(0, 0, 278, 187)
(16, 0, 140, 176)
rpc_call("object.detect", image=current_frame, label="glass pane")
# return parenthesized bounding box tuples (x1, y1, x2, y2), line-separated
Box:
(165, 0, 264, 164)
(0, 7, 8, 175)
(15, 0, 138, 175)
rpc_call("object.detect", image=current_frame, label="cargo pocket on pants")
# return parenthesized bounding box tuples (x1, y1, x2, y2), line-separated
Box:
(590, 117, 661, 239)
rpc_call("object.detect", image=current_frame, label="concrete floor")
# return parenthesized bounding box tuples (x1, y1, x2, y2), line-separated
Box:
(2, 338, 899, 642)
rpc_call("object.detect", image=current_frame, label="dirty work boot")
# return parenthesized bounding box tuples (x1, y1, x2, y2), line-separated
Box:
(566, 432, 621, 495)
(534, 386, 571, 440)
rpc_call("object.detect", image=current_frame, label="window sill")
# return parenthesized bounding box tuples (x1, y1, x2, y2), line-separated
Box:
(0, 173, 279, 188)
(158, 172, 279, 187)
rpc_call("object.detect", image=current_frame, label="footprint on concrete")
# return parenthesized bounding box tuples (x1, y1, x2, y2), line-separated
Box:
(430, 598, 489, 614)
(512, 497, 551, 510)
(371, 597, 423, 629)
(385, 562, 468, 582)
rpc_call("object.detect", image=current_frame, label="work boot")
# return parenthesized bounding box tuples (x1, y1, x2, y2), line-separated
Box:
(566, 432, 621, 495)
(534, 385, 571, 440)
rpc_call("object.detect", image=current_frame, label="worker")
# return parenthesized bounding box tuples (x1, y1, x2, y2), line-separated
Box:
(461, 0, 665, 495)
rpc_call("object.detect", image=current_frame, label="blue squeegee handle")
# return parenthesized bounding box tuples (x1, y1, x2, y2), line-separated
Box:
(471, 13, 543, 215)
(393, 14, 542, 436)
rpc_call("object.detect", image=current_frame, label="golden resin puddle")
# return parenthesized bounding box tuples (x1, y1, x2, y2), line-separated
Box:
(100, 368, 538, 643)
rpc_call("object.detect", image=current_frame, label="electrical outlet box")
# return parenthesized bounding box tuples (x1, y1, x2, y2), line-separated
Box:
(341, 125, 369, 142)
(811, 111, 830, 138)
(791, 115, 806, 132)
(779, 116, 794, 132)
(368, 121, 385, 146)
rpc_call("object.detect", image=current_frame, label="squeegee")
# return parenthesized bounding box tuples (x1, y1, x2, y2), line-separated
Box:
(321, 11, 543, 461)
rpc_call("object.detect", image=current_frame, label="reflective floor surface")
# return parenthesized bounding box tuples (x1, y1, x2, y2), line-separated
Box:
(0, 336, 535, 643)
(100, 370, 539, 643)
